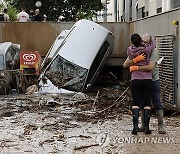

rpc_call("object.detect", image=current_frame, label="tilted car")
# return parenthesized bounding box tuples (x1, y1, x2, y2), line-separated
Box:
(39, 19, 114, 93)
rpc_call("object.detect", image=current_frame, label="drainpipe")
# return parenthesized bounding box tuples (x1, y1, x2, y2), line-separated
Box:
(172, 20, 179, 107)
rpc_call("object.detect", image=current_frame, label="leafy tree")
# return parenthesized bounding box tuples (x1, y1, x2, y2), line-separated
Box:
(0, 0, 18, 21)
(4, 0, 102, 21)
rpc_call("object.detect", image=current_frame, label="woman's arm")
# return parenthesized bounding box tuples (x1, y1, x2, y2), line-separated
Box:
(123, 57, 134, 68)
(130, 61, 155, 72)
(123, 53, 146, 68)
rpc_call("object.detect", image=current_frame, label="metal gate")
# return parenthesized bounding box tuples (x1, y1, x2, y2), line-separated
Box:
(155, 35, 176, 105)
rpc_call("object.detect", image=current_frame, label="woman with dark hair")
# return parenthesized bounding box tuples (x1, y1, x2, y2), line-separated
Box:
(127, 33, 155, 135)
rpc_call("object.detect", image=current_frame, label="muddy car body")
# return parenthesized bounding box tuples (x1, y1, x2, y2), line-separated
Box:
(0, 42, 20, 94)
(39, 19, 114, 93)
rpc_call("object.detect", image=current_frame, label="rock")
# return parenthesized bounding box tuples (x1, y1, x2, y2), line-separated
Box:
(73, 92, 86, 100)
(26, 85, 38, 94)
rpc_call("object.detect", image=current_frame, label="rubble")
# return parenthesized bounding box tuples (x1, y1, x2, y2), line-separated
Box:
(0, 75, 180, 153)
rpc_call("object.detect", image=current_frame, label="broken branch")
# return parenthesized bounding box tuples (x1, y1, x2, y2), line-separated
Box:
(94, 87, 129, 114)
(74, 144, 99, 150)
(115, 86, 129, 102)
(96, 95, 126, 114)
(93, 90, 99, 107)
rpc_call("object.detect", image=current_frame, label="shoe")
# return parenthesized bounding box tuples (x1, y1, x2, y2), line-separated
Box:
(157, 109, 166, 134)
(131, 108, 139, 135)
(144, 109, 151, 134)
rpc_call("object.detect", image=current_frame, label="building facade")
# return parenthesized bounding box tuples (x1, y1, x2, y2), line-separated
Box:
(97, 0, 180, 22)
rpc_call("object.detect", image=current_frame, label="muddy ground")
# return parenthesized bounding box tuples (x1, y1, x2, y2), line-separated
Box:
(0, 75, 180, 154)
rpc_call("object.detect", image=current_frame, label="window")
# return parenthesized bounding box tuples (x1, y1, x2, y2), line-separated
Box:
(142, 6, 145, 18)
(157, 7, 162, 14)
(174, 0, 180, 8)
(53, 26, 76, 57)
(121, 16, 123, 22)
(146, 11, 149, 17)
(129, 0, 132, 21)
(123, 0, 125, 11)
(129, 0, 132, 7)
(45, 55, 88, 92)
(0, 56, 4, 70)
(5, 51, 12, 61)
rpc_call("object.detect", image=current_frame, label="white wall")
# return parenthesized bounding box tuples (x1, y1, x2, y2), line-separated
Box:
(107, 0, 115, 22)
(138, 0, 145, 8)
(148, 0, 157, 16)
(118, 0, 123, 17)
(162, 0, 172, 12)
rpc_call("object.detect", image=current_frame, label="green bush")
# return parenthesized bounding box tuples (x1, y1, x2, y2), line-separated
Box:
(7, 6, 18, 21)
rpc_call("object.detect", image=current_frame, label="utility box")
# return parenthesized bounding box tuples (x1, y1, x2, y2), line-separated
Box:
(20, 51, 41, 75)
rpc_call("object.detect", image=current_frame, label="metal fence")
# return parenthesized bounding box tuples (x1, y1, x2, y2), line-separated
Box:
(155, 35, 176, 105)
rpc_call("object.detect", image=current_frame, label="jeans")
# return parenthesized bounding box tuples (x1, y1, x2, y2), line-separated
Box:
(152, 79, 163, 110)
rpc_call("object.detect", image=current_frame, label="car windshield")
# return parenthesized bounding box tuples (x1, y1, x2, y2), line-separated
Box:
(44, 55, 88, 92)
(0, 55, 4, 70)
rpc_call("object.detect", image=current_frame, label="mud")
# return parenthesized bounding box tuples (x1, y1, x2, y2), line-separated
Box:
(0, 79, 180, 153)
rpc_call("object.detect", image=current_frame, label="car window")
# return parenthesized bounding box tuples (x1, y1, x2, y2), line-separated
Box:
(6, 51, 12, 61)
(61, 26, 76, 45)
(6, 46, 16, 59)
(0, 55, 4, 70)
(5, 47, 15, 69)
(51, 27, 76, 60)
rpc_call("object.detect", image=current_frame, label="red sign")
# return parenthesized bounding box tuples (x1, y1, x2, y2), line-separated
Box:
(20, 51, 41, 75)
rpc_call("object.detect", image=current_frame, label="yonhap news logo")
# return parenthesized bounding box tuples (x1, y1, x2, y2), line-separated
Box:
(96, 133, 175, 147)
(113, 136, 175, 144)
(96, 133, 111, 147)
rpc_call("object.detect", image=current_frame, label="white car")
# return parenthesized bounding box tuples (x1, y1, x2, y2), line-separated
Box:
(0, 42, 20, 94)
(39, 19, 114, 93)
